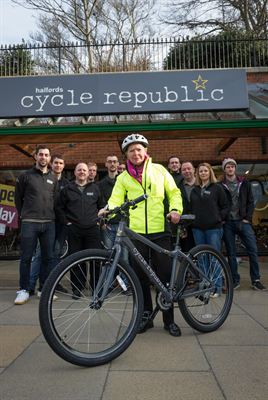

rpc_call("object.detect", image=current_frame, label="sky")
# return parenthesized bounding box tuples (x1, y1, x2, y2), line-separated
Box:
(0, 0, 38, 44)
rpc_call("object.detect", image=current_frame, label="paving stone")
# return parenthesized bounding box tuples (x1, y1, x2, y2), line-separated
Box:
(110, 327, 209, 371)
(102, 371, 224, 400)
(204, 346, 268, 400)
(0, 342, 109, 400)
(197, 314, 268, 346)
(0, 325, 41, 367)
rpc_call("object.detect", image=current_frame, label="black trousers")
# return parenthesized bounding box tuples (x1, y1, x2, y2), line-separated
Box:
(67, 224, 101, 291)
(131, 235, 174, 326)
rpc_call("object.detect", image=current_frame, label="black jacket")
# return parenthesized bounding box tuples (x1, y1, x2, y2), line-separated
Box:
(177, 179, 192, 214)
(170, 172, 184, 187)
(190, 183, 229, 230)
(98, 175, 116, 204)
(221, 177, 255, 222)
(98, 175, 121, 224)
(15, 167, 58, 221)
(56, 181, 104, 228)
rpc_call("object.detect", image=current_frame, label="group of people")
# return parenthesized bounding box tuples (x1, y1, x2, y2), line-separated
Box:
(14, 134, 266, 339)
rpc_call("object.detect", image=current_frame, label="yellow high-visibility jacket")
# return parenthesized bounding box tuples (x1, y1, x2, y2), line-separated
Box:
(108, 158, 183, 234)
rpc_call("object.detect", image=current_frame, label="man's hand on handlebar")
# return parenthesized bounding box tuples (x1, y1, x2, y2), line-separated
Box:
(98, 207, 109, 218)
(167, 211, 181, 224)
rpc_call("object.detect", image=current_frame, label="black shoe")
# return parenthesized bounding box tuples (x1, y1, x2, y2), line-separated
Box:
(251, 280, 267, 291)
(29, 289, 35, 297)
(233, 282, 240, 290)
(56, 283, 68, 293)
(72, 290, 81, 300)
(137, 311, 154, 334)
(164, 323, 181, 337)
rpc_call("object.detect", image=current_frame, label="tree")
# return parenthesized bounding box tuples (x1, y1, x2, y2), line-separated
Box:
(12, 0, 157, 72)
(163, 31, 268, 70)
(0, 45, 35, 76)
(160, 0, 268, 37)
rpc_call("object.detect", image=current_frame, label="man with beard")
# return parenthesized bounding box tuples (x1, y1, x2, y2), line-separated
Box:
(14, 145, 58, 304)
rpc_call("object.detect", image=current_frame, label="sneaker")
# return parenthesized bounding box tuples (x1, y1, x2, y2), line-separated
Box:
(37, 290, 58, 300)
(14, 290, 29, 305)
(251, 280, 267, 291)
(233, 282, 240, 290)
(210, 292, 220, 298)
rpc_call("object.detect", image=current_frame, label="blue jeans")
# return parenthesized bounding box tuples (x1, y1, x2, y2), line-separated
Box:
(29, 224, 67, 291)
(223, 220, 260, 284)
(192, 228, 223, 293)
(29, 241, 41, 291)
(101, 224, 130, 287)
(19, 221, 55, 291)
(101, 224, 129, 264)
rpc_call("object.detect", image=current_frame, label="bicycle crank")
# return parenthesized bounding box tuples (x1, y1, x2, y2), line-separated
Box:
(156, 292, 172, 311)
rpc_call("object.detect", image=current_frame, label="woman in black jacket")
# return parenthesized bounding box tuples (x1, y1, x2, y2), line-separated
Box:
(190, 163, 229, 297)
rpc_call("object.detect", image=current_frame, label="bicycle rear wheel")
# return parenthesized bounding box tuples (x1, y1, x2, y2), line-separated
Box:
(177, 245, 233, 333)
(39, 249, 143, 367)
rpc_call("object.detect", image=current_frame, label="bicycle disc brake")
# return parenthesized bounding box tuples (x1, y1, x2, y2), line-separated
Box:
(156, 292, 172, 311)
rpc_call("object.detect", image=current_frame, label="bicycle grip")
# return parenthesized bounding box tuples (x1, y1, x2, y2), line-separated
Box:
(129, 194, 148, 206)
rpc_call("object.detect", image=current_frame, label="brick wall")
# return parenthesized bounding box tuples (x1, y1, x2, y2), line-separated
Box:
(0, 136, 266, 170)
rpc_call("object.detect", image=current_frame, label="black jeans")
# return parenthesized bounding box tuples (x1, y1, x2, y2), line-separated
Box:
(131, 235, 174, 326)
(67, 224, 101, 292)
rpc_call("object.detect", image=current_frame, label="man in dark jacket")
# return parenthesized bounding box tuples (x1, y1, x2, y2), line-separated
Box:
(177, 161, 196, 251)
(29, 154, 69, 295)
(167, 156, 183, 186)
(57, 162, 104, 299)
(221, 158, 266, 291)
(14, 145, 58, 305)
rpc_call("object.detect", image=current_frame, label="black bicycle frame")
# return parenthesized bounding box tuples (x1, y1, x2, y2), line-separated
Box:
(96, 219, 214, 304)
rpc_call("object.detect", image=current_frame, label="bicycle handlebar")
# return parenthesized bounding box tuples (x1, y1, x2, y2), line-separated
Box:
(106, 194, 148, 216)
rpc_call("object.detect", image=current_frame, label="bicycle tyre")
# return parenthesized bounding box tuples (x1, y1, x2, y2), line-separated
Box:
(39, 248, 143, 367)
(177, 245, 233, 333)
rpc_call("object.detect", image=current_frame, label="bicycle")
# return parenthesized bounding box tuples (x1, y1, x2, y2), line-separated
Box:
(39, 194, 233, 367)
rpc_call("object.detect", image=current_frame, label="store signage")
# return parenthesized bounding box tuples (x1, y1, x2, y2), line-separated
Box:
(0, 184, 18, 229)
(0, 69, 248, 118)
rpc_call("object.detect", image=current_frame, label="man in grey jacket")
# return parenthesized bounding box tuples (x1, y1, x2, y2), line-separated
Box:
(14, 145, 58, 304)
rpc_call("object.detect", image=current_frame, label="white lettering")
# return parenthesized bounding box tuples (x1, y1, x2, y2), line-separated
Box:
(66, 89, 79, 106)
(51, 95, 63, 107)
(103, 92, 117, 104)
(211, 89, 224, 101)
(133, 92, 147, 108)
(36, 95, 50, 112)
(21, 96, 33, 108)
(180, 86, 193, 102)
(196, 90, 209, 102)
(164, 86, 178, 102)
(80, 92, 93, 104)
(119, 91, 132, 103)
(0, 207, 15, 224)
(148, 92, 163, 104)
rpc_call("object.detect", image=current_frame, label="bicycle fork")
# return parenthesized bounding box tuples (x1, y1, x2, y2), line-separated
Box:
(91, 244, 122, 306)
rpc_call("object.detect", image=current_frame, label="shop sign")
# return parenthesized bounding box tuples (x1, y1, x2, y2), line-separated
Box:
(0, 69, 249, 118)
(0, 184, 18, 229)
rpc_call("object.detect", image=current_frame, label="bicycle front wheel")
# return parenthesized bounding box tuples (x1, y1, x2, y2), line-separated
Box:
(177, 245, 233, 333)
(39, 249, 143, 367)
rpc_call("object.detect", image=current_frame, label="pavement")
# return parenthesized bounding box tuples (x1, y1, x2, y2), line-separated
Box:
(0, 258, 267, 400)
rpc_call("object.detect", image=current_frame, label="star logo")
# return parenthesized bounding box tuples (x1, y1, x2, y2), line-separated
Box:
(192, 75, 208, 90)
